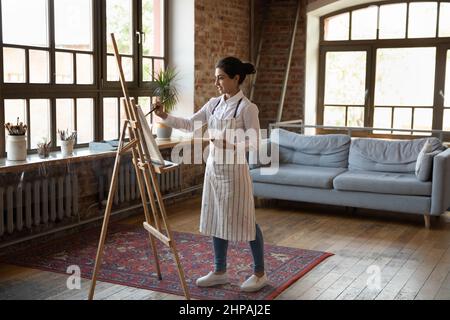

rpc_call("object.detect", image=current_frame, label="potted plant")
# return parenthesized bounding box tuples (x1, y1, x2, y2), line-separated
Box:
(152, 67, 179, 140)
(58, 129, 77, 157)
(4, 118, 28, 161)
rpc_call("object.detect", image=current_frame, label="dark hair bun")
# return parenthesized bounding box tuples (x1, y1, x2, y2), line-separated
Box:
(242, 62, 256, 75)
(216, 57, 256, 84)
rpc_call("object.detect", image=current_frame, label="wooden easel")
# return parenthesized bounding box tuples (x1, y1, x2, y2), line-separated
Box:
(88, 34, 190, 300)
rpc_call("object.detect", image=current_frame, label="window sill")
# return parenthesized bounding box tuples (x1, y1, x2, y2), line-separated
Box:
(0, 137, 193, 173)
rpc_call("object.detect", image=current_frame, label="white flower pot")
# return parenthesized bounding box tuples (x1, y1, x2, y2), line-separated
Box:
(6, 135, 27, 161)
(60, 140, 74, 157)
(156, 123, 172, 141)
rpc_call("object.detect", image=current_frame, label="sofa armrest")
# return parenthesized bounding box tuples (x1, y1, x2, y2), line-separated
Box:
(431, 148, 450, 215)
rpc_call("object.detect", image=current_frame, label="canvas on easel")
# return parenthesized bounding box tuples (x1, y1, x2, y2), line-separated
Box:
(88, 33, 190, 300)
(135, 105, 165, 166)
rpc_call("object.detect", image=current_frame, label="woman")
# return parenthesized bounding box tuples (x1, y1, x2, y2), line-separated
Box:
(153, 57, 267, 292)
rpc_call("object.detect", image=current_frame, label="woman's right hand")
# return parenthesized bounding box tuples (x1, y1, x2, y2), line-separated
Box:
(153, 101, 168, 119)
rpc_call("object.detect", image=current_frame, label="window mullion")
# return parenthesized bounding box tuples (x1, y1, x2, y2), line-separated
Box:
(49, 0, 56, 85)
(436, 1, 441, 39)
(433, 44, 447, 131)
(25, 49, 30, 84)
(317, 47, 326, 126)
(73, 53, 77, 85)
(349, 11, 352, 40)
(74, 98, 78, 144)
(50, 98, 56, 150)
(49, 0, 56, 149)
(163, 0, 168, 68)
(0, 3, 3, 156)
(390, 107, 394, 134)
(26, 99, 31, 150)
(0, 100, 4, 157)
(137, 0, 143, 88)
(367, 45, 376, 129)
(101, 0, 108, 89)
(405, 1, 409, 39)
(94, 0, 102, 142)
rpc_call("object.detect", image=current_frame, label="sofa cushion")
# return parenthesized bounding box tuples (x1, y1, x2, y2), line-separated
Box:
(348, 137, 444, 173)
(333, 170, 432, 196)
(272, 128, 351, 168)
(415, 139, 433, 180)
(250, 164, 347, 189)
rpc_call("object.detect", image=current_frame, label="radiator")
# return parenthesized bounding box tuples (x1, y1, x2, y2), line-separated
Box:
(0, 174, 78, 237)
(98, 160, 182, 205)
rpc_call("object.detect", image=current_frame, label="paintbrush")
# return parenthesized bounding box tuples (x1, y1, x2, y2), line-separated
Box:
(4, 117, 28, 135)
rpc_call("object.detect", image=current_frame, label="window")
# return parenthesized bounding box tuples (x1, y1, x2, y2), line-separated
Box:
(77, 99, 95, 144)
(30, 99, 51, 149)
(379, 3, 407, 39)
(0, 0, 167, 157)
(374, 47, 436, 134)
(56, 99, 75, 146)
(104, 0, 165, 85)
(444, 50, 450, 131)
(323, 51, 367, 127)
(103, 97, 119, 141)
(319, 1, 450, 137)
(54, 0, 93, 51)
(1, 0, 49, 47)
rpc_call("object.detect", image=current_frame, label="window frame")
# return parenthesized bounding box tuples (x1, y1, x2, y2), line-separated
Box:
(318, 0, 450, 139)
(0, 0, 168, 157)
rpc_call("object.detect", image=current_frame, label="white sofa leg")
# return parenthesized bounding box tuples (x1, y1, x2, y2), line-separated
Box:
(424, 214, 431, 229)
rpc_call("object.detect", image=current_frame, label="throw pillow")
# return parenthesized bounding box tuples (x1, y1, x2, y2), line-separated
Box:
(415, 140, 435, 181)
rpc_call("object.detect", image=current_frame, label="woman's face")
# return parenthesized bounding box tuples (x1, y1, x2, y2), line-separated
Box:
(215, 68, 239, 96)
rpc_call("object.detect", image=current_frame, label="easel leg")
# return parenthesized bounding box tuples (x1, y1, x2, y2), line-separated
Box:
(171, 244, 191, 300)
(131, 157, 163, 280)
(148, 234, 162, 280)
(149, 170, 191, 300)
(88, 122, 127, 300)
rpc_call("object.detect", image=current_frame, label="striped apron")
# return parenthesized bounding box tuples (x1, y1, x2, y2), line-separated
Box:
(199, 99, 256, 242)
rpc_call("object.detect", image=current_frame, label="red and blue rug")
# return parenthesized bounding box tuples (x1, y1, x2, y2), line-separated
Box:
(0, 223, 332, 300)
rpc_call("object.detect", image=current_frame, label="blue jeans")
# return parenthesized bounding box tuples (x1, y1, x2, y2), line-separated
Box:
(213, 224, 264, 273)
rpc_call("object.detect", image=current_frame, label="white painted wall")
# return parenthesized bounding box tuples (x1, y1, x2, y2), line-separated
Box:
(167, 0, 195, 137)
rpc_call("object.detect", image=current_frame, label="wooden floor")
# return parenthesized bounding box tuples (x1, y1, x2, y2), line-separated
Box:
(1, 197, 450, 300)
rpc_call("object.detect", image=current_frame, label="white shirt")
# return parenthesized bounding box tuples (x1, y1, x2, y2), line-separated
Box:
(162, 90, 260, 152)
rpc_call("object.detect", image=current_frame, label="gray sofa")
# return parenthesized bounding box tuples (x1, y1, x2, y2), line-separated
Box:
(250, 128, 450, 228)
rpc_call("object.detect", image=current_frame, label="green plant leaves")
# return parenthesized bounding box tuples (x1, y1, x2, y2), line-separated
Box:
(152, 67, 179, 114)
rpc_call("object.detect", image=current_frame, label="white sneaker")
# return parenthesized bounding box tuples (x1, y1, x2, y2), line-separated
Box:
(240, 274, 268, 292)
(196, 271, 229, 287)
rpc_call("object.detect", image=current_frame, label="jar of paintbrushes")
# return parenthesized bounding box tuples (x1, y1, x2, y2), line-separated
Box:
(4, 118, 28, 161)
(37, 137, 51, 159)
(58, 129, 77, 157)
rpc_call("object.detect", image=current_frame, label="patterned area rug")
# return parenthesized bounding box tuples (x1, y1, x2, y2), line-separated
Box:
(0, 223, 333, 300)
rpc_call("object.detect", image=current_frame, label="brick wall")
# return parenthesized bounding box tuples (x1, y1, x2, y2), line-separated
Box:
(194, 0, 251, 111)
(251, 0, 308, 130)
(194, 0, 310, 130)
